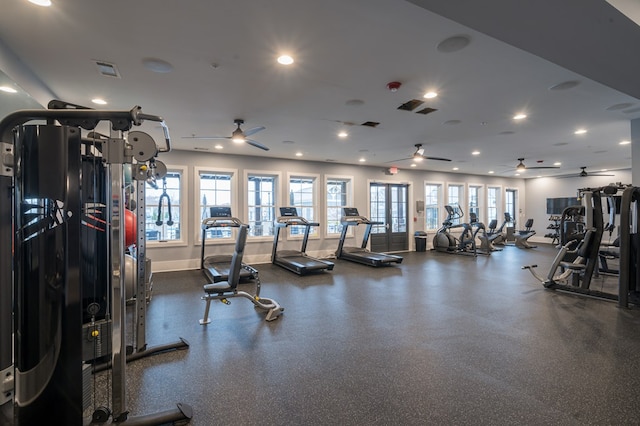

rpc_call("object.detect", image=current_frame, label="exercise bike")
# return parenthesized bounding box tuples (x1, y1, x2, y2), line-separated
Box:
(432, 205, 478, 256)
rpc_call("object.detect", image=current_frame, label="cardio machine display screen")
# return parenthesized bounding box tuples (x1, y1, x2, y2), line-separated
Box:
(210, 206, 232, 217)
(342, 207, 359, 216)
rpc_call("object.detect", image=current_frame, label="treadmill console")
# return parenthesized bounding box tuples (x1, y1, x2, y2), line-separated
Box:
(210, 206, 232, 218)
(343, 207, 360, 216)
(279, 207, 298, 216)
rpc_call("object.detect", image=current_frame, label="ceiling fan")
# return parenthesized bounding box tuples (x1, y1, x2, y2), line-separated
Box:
(514, 158, 559, 171)
(556, 166, 615, 179)
(387, 144, 452, 163)
(182, 119, 269, 151)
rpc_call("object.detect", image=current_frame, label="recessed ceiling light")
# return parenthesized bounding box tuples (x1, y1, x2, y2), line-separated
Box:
(452, 167, 459, 171)
(472, 150, 480, 155)
(28, 0, 51, 6)
(295, 152, 303, 157)
(410, 164, 417, 168)
(414, 157, 424, 162)
(0, 86, 17, 93)
(488, 171, 495, 174)
(515, 173, 520, 176)
(214, 144, 223, 150)
(620, 140, 631, 145)
(91, 98, 107, 105)
(358, 158, 366, 163)
(277, 55, 294, 65)
(423, 91, 438, 99)
(574, 129, 587, 135)
(338, 131, 348, 138)
(553, 162, 562, 166)
(513, 113, 527, 120)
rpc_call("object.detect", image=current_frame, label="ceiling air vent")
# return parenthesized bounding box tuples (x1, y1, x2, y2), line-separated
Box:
(415, 107, 438, 115)
(360, 121, 380, 128)
(93, 60, 121, 78)
(397, 99, 424, 111)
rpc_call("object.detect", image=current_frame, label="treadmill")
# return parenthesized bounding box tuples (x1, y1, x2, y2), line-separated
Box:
(201, 207, 257, 283)
(272, 207, 334, 275)
(336, 207, 403, 266)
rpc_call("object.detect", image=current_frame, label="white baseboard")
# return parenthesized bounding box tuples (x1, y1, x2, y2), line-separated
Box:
(151, 249, 339, 273)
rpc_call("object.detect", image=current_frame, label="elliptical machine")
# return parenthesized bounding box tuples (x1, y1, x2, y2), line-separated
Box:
(433, 205, 477, 256)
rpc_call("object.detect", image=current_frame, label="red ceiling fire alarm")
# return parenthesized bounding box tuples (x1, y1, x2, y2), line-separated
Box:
(387, 81, 402, 92)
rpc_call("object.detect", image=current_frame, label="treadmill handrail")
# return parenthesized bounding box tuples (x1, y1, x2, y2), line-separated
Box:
(202, 216, 245, 229)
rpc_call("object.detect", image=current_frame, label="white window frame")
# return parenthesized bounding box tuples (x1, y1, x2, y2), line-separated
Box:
(446, 182, 465, 225)
(505, 187, 518, 226)
(487, 185, 502, 224)
(325, 174, 354, 238)
(194, 166, 238, 244)
(468, 183, 484, 224)
(287, 172, 320, 238)
(424, 181, 443, 231)
(144, 164, 188, 247)
(244, 169, 282, 241)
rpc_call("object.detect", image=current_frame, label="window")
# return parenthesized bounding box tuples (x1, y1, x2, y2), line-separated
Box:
(326, 176, 352, 236)
(447, 184, 464, 225)
(247, 173, 277, 237)
(198, 169, 234, 240)
(506, 188, 517, 225)
(425, 183, 442, 230)
(487, 186, 500, 223)
(288, 175, 317, 236)
(145, 169, 183, 242)
(468, 185, 482, 223)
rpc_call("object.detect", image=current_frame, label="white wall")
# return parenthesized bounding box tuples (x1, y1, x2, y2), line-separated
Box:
(524, 169, 631, 244)
(148, 149, 525, 271)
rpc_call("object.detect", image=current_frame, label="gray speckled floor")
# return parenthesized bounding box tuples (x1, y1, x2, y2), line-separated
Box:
(108, 245, 640, 425)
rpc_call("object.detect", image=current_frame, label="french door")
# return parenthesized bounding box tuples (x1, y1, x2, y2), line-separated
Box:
(369, 183, 409, 252)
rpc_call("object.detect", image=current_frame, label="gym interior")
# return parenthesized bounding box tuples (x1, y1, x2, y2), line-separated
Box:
(2, 1, 640, 425)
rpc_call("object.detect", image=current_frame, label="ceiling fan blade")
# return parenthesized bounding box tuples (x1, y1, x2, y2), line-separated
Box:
(384, 157, 413, 163)
(182, 135, 230, 140)
(243, 126, 266, 137)
(523, 166, 560, 169)
(246, 138, 270, 151)
(422, 155, 452, 162)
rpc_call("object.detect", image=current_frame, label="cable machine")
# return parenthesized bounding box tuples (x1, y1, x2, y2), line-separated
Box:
(0, 102, 192, 424)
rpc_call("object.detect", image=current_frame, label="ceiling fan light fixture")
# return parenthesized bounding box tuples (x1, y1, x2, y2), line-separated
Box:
(231, 128, 245, 143)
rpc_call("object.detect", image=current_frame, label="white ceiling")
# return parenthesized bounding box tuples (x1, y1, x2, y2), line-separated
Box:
(0, 0, 639, 178)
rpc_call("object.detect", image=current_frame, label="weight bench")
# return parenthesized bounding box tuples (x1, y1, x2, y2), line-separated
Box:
(200, 225, 283, 325)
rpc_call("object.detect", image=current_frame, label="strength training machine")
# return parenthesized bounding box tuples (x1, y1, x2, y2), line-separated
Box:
(200, 224, 284, 324)
(272, 207, 334, 275)
(336, 208, 403, 267)
(0, 102, 192, 425)
(523, 185, 640, 307)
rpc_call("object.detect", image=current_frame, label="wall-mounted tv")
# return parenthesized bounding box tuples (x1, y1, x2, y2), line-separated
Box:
(546, 197, 580, 215)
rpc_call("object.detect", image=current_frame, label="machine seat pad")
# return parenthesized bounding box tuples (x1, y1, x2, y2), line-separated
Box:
(559, 262, 586, 270)
(204, 282, 234, 294)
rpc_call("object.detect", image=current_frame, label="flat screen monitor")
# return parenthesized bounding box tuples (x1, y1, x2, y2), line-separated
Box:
(210, 206, 232, 218)
(546, 197, 580, 215)
(343, 207, 359, 216)
(279, 207, 298, 216)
